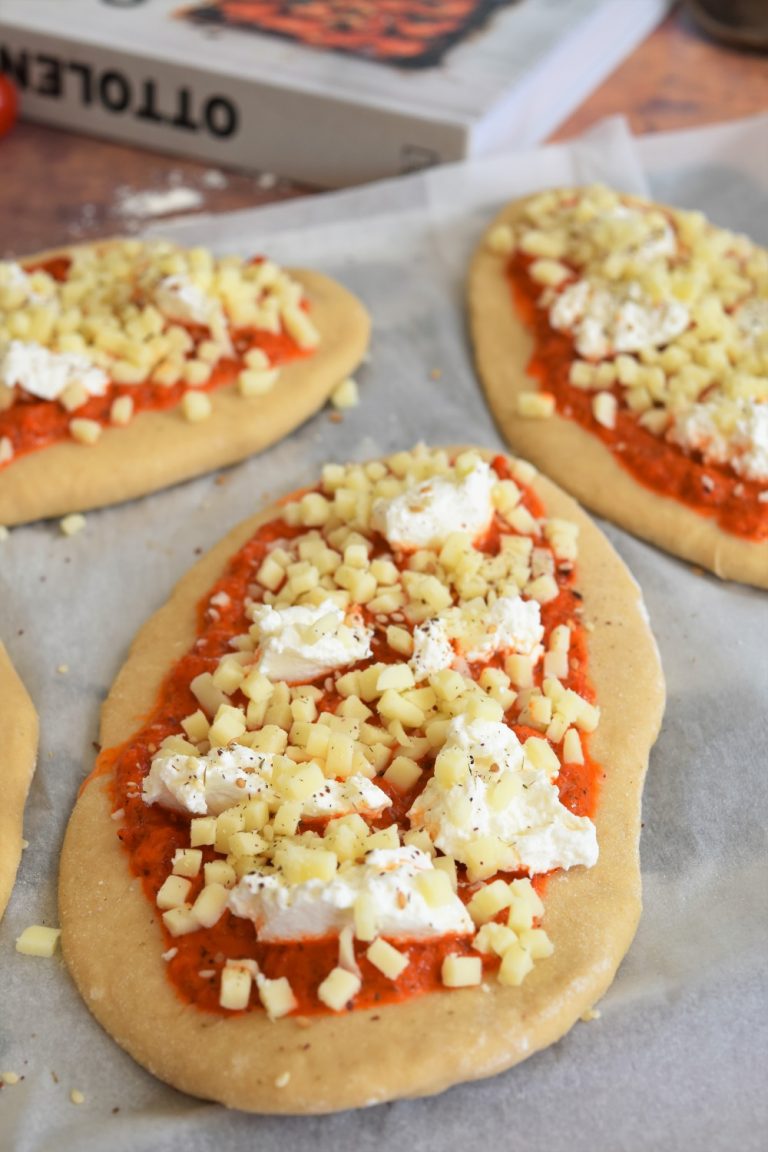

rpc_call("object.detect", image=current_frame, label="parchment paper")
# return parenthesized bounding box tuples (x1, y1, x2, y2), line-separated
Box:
(1, 114, 766, 1152)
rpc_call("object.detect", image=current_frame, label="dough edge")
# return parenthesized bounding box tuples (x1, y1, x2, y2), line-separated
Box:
(0, 243, 370, 526)
(0, 643, 39, 920)
(59, 448, 666, 1113)
(468, 196, 768, 590)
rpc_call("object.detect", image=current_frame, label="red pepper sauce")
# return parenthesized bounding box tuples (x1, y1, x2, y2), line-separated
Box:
(0, 256, 311, 470)
(507, 256, 768, 542)
(95, 457, 601, 1016)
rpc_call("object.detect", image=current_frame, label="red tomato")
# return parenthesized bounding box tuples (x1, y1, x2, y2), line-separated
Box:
(0, 74, 19, 138)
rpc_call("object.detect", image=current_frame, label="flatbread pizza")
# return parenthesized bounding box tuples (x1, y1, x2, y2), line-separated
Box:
(0, 241, 369, 526)
(60, 446, 664, 1112)
(0, 643, 38, 920)
(469, 186, 768, 588)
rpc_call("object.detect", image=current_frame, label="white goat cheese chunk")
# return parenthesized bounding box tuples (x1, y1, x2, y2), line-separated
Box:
(408, 717, 598, 876)
(248, 599, 372, 683)
(550, 279, 689, 360)
(229, 846, 473, 941)
(0, 340, 108, 402)
(371, 461, 495, 549)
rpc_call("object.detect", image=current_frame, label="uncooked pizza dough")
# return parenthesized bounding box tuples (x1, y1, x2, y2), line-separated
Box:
(469, 190, 768, 589)
(60, 449, 664, 1113)
(0, 245, 370, 526)
(0, 644, 38, 920)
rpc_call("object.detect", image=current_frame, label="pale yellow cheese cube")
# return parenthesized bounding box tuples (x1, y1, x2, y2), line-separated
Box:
(497, 940, 534, 986)
(383, 755, 422, 792)
(317, 966, 361, 1011)
(156, 875, 192, 910)
(172, 849, 203, 878)
(441, 954, 482, 988)
(15, 925, 61, 958)
(181, 390, 212, 423)
(366, 938, 409, 980)
(258, 976, 298, 1020)
(190, 816, 217, 847)
(192, 882, 230, 928)
(219, 964, 252, 1010)
(467, 879, 513, 926)
(204, 860, 237, 889)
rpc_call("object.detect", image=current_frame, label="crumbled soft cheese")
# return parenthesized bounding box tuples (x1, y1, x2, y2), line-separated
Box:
(248, 599, 372, 683)
(0, 340, 108, 402)
(0, 261, 56, 305)
(603, 205, 678, 261)
(229, 846, 473, 941)
(441, 595, 543, 663)
(550, 279, 689, 360)
(300, 775, 391, 819)
(142, 743, 275, 816)
(408, 717, 598, 875)
(668, 398, 768, 482)
(371, 461, 495, 549)
(143, 743, 389, 819)
(154, 275, 219, 327)
(409, 618, 454, 681)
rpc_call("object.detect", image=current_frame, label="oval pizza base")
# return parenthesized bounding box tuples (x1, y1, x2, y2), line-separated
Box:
(468, 199, 768, 590)
(0, 260, 370, 527)
(59, 452, 665, 1113)
(0, 643, 38, 920)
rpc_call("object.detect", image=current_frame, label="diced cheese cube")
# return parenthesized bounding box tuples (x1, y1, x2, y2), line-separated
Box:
(15, 925, 61, 958)
(383, 755, 422, 792)
(366, 938, 409, 981)
(190, 816, 217, 847)
(518, 927, 554, 960)
(441, 954, 482, 988)
(317, 966, 361, 1011)
(204, 860, 237, 889)
(192, 882, 230, 928)
(467, 879, 513, 926)
(414, 870, 455, 908)
(172, 849, 203, 878)
(497, 940, 534, 986)
(162, 905, 199, 937)
(156, 875, 192, 910)
(258, 976, 298, 1020)
(219, 964, 252, 1010)
(507, 878, 545, 932)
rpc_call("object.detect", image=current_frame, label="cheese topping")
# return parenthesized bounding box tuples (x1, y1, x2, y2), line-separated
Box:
(493, 185, 768, 494)
(668, 396, 768, 482)
(408, 717, 597, 876)
(249, 600, 373, 683)
(0, 340, 108, 402)
(0, 240, 317, 445)
(153, 274, 225, 330)
(127, 447, 602, 1015)
(409, 618, 455, 681)
(143, 743, 390, 819)
(371, 459, 495, 549)
(550, 279, 690, 360)
(442, 595, 543, 663)
(229, 846, 473, 942)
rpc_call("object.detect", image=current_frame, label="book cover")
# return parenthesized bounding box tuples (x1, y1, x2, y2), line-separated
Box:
(0, 0, 668, 185)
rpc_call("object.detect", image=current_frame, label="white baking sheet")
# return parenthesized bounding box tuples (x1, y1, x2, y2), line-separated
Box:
(1, 114, 767, 1152)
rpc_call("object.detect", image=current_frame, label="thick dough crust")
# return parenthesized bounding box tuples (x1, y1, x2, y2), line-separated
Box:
(0, 644, 38, 920)
(468, 198, 768, 589)
(0, 254, 370, 526)
(59, 452, 665, 1113)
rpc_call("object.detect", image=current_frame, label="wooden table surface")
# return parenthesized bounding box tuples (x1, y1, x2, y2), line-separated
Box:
(0, 5, 766, 256)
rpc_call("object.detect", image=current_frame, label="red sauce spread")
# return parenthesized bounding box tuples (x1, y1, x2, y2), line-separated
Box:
(0, 255, 311, 471)
(95, 455, 601, 1016)
(508, 255, 768, 542)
